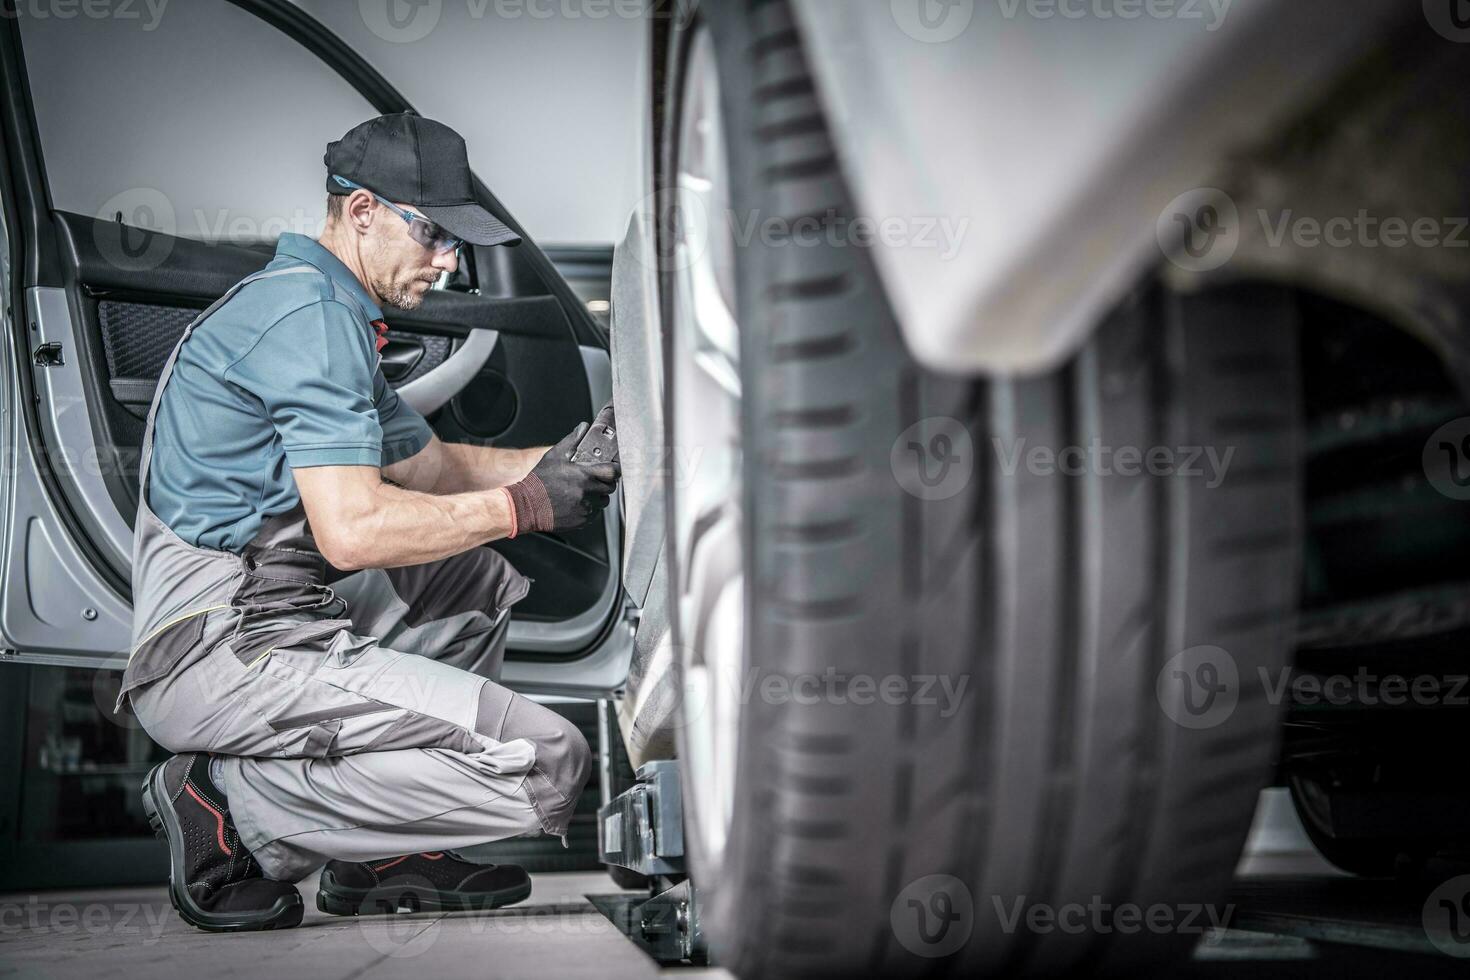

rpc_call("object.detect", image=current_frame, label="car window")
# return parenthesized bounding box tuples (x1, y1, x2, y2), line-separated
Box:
(18, 0, 376, 244)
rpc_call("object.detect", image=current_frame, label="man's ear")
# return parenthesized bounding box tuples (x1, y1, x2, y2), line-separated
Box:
(344, 189, 376, 235)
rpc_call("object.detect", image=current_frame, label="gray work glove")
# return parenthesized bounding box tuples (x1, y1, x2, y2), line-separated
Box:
(504, 417, 620, 536)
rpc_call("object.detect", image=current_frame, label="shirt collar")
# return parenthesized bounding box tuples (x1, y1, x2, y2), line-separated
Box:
(274, 233, 384, 322)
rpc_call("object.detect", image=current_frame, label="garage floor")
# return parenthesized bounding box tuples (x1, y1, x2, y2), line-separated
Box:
(2, 868, 1467, 978)
(0, 873, 729, 980)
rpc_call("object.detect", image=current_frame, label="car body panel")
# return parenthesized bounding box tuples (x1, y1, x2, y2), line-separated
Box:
(606, 34, 678, 764)
(789, 0, 1410, 375)
(611, 205, 667, 613)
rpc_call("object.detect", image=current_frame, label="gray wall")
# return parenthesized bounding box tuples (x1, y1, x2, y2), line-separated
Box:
(296, 0, 645, 247)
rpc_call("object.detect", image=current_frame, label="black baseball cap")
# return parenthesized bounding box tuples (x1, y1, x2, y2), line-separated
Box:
(325, 113, 522, 248)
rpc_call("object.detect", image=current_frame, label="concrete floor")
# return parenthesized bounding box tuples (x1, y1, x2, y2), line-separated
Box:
(3, 808, 1467, 980)
(0, 872, 731, 980)
(4, 869, 1468, 978)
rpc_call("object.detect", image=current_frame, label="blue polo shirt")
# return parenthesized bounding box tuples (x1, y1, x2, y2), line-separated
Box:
(146, 233, 435, 553)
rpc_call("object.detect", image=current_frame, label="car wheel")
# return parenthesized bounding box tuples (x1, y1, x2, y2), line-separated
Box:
(1287, 768, 1425, 879)
(660, 2, 1303, 975)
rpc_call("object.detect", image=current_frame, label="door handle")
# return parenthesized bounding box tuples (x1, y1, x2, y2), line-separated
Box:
(379, 338, 425, 382)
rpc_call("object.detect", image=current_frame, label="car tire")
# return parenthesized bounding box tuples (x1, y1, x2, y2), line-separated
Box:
(1287, 769, 1424, 879)
(661, 3, 1303, 976)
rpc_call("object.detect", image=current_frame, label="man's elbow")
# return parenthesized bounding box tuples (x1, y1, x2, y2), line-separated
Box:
(313, 523, 370, 572)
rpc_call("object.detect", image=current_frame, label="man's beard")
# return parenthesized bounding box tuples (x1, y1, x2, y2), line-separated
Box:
(372, 272, 438, 311)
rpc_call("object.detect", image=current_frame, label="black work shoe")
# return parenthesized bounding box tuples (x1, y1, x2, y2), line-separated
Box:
(141, 754, 304, 932)
(317, 853, 532, 916)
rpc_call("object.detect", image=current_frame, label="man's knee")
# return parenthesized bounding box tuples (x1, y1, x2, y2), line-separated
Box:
(391, 546, 530, 628)
(507, 698, 592, 807)
(476, 686, 591, 833)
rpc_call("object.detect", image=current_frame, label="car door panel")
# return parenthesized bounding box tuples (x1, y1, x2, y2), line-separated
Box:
(1, 295, 133, 665)
(1, 2, 634, 697)
(13, 254, 625, 670)
(19, 218, 620, 659)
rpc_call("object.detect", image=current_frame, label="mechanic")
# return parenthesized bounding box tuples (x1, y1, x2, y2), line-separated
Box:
(114, 113, 619, 932)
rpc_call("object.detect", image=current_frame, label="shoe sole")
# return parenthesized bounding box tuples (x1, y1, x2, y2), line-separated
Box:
(142, 762, 305, 933)
(316, 872, 534, 916)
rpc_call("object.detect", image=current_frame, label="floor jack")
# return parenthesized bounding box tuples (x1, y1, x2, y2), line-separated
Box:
(592, 760, 708, 966)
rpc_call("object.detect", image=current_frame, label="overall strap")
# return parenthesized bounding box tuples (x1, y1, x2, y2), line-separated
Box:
(136, 264, 320, 496)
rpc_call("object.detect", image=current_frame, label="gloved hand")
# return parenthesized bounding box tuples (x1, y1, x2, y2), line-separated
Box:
(502, 418, 620, 537)
(573, 402, 618, 465)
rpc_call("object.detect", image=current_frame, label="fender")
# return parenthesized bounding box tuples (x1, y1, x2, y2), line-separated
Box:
(788, 0, 1409, 376)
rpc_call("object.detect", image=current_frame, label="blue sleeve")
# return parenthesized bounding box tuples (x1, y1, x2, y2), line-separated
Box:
(374, 368, 434, 466)
(224, 301, 384, 469)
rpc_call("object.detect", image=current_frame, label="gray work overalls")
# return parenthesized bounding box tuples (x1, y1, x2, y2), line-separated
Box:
(117, 265, 591, 882)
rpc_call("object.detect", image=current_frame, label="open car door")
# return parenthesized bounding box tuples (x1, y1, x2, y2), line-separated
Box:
(0, 0, 633, 699)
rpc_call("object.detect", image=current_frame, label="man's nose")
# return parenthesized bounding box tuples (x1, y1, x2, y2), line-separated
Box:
(432, 248, 459, 276)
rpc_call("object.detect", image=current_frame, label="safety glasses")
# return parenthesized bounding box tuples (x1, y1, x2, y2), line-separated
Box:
(331, 175, 463, 255)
